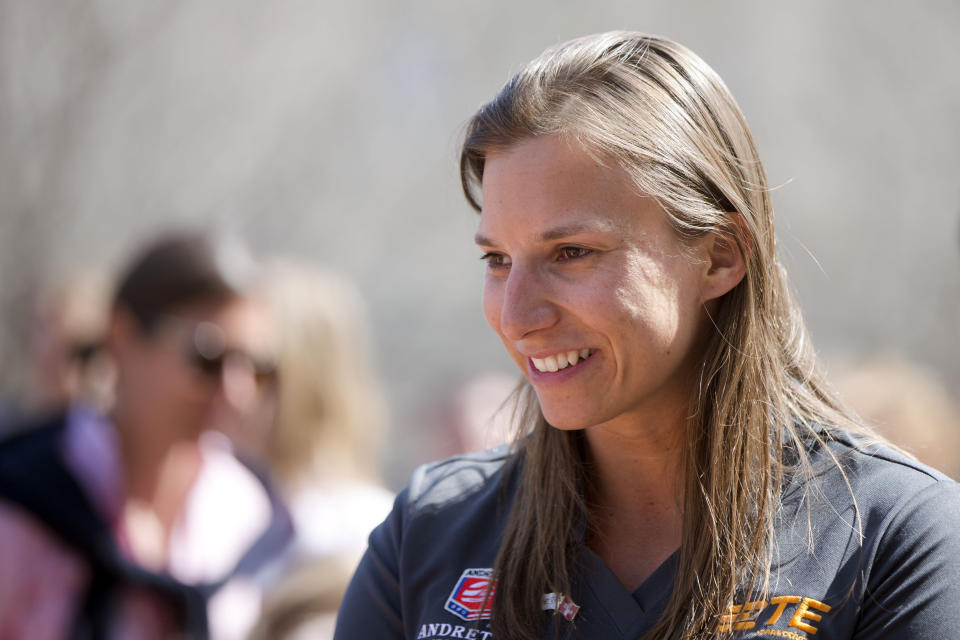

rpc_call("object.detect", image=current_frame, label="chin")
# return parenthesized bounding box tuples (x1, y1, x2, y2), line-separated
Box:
(538, 405, 595, 431)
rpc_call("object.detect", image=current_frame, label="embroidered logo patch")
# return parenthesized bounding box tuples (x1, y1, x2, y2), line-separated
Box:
(444, 568, 496, 621)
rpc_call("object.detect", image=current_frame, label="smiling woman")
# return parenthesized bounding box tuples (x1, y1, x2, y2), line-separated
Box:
(334, 32, 960, 640)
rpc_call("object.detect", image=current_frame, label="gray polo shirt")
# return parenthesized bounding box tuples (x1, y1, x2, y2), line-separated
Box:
(335, 432, 960, 639)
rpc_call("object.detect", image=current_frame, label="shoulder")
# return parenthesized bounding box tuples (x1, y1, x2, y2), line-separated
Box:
(0, 411, 66, 458)
(386, 443, 517, 551)
(0, 411, 77, 512)
(794, 429, 960, 547)
(393, 444, 518, 575)
(361, 443, 517, 550)
(336, 446, 516, 639)
(831, 428, 952, 477)
(827, 426, 960, 524)
(817, 429, 958, 510)
(773, 429, 960, 635)
(404, 443, 514, 514)
(823, 432, 960, 636)
(719, 431, 960, 638)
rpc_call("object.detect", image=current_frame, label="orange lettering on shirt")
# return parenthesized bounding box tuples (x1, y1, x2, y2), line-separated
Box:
(765, 595, 802, 626)
(733, 600, 767, 630)
(717, 605, 739, 633)
(788, 597, 831, 634)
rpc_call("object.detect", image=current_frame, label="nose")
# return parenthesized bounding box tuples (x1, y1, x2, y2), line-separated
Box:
(219, 355, 260, 413)
(495, 263, 560, 341)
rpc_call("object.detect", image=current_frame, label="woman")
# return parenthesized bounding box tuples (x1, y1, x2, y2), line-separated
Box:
(241, 262, 393, 640)
(334, 32, 960, 639)
(0, 231, 286, 638)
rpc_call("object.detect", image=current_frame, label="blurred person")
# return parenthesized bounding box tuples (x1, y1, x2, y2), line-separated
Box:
(232, 262, 392, 639)
(335, 32, 960, 640)
(0, 270, 116, 436)
(0, 231, 287, 639)
(833, 354, 960, 479)
(26, 270, 115, 416)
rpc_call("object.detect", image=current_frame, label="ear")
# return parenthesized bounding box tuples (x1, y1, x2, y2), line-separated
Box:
(105, 307, 140, 362)
(700, 228, 747, 303)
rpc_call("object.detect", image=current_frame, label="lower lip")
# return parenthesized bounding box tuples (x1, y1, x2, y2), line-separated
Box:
(526, 353, 596, 386)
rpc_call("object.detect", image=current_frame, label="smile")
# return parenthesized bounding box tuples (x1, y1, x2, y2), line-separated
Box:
(530, 349, 595, 373)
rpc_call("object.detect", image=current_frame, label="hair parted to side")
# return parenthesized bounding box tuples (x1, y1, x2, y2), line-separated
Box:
(460, 31, 865, 640)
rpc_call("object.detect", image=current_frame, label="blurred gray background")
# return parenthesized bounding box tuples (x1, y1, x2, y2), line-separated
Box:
(2, 0, 957, 485)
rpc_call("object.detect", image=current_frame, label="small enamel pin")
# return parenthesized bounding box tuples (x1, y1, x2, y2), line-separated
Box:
(541, 592, 581, 621)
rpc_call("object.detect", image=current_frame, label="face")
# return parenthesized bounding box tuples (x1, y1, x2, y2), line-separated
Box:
(113, 296, 277, 442)
(476, 135, 715, 433)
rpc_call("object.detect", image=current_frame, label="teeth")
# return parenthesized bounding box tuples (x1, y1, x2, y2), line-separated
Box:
(531, 349, 593, 372)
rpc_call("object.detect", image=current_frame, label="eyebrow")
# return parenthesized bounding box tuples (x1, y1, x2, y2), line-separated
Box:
(474, 221, 617, 247)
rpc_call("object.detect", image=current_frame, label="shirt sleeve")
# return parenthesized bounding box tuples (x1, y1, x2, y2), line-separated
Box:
(854, 480, 960, 638)
(333, 489, 407, 640)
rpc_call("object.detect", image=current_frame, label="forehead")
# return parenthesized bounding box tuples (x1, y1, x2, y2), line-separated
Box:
(477, 135, 665, 242)
(172, 297, 274, 348)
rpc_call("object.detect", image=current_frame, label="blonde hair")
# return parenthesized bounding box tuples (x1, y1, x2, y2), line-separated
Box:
(460, 32, 865, 639)
(264, 262, 385, 489)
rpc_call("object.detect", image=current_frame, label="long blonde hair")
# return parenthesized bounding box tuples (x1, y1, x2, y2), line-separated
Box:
(460, 32, 864, 639)
(264, 262, 385, 489)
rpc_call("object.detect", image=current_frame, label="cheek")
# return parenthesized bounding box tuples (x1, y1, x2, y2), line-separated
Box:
(481, 279, 503, 333)
(142, 351, 206, 402)
(643, 283, 709, 360)
(610, 261, 697, 351)
(149, 362, 190, 400)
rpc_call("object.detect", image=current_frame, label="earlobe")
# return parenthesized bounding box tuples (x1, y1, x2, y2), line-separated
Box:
(701, 230, 747, 302)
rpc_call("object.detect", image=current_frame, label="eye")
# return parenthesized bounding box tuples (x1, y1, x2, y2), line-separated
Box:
(480, 252, 511, 270)
(557, 246, 591, 261)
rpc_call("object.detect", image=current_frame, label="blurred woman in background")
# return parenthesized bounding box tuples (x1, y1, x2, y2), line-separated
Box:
(243, 262, 393, 640)
(0, 231, 286, 639)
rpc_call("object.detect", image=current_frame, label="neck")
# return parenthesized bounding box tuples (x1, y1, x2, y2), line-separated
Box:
(583, 413, 686, 591)
(111, 400, 205, 570)
(585, 410, 686, 507)
(113, 405, 203, 524)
